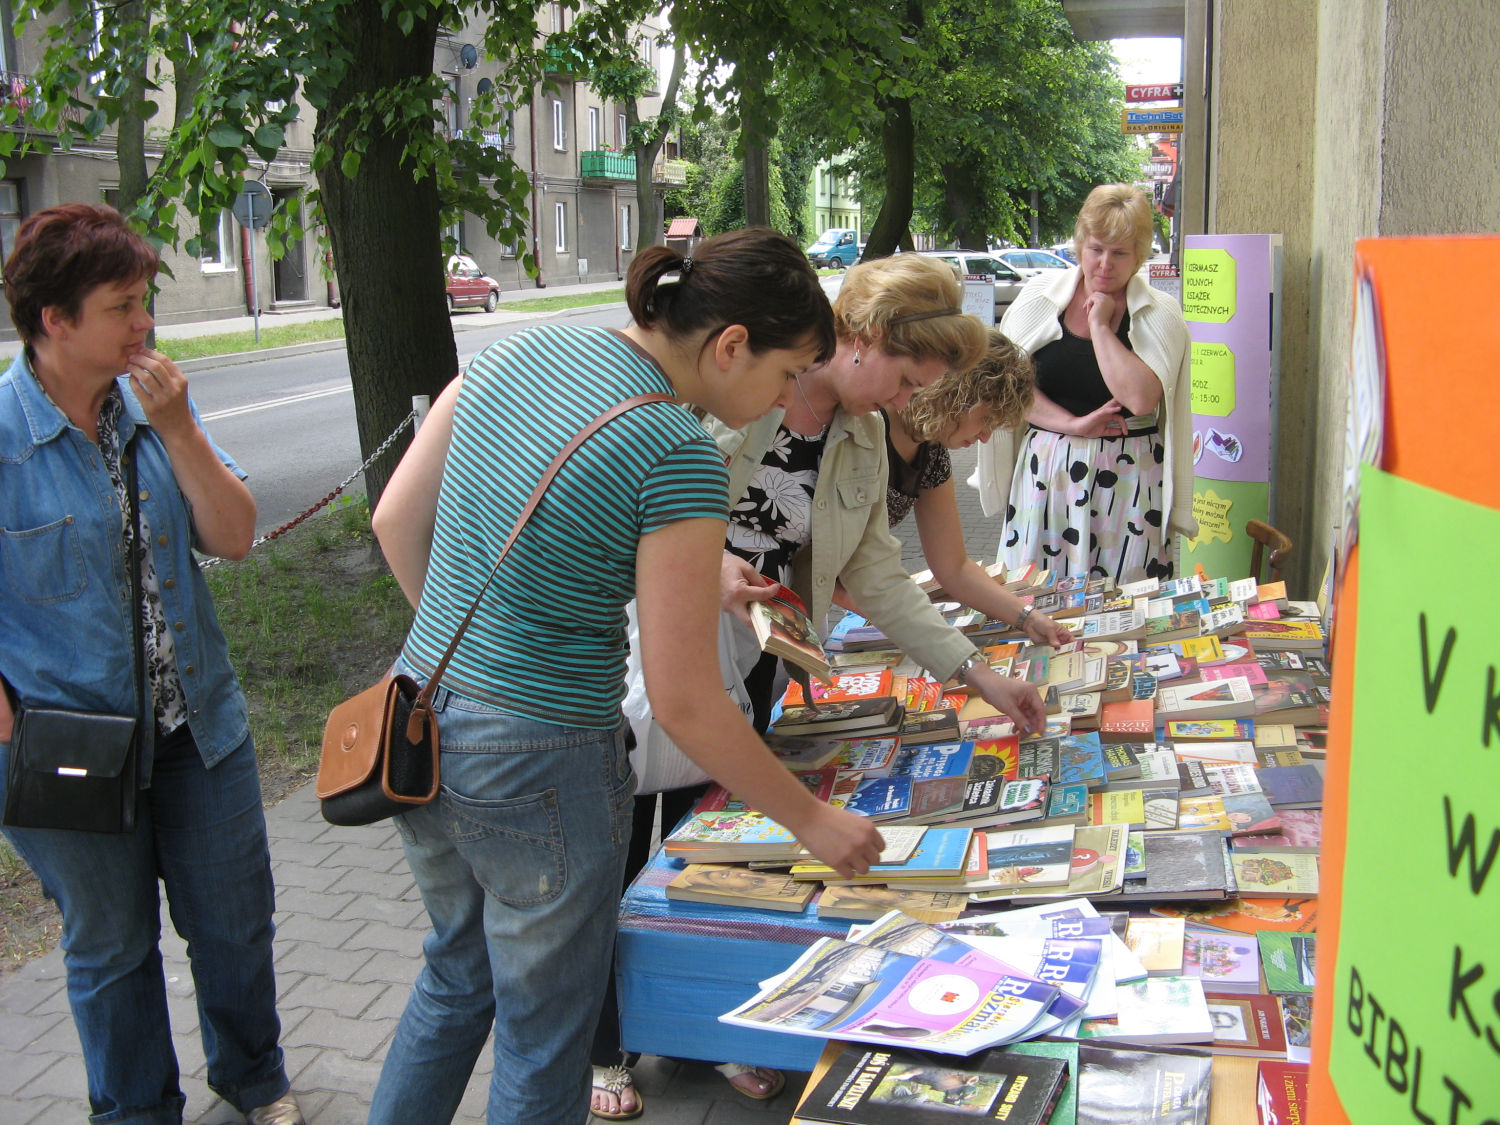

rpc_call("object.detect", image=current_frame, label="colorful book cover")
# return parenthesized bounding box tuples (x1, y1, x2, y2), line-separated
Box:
(1203, 991, 1289, 1056)
(782, 667, 896, 707)
(1229, 849, 1320, 897)
(1200, 660, 1269, 686)
(1045, 782, 1090, 822)
(1164, 718, 1255, 741)
(967, 734, 1021, 782)
(1236, 807, 1323, 851)
(844, 774, 915, 820)
(1219, 791, 1284, 835)
(1257, 1058, 1311, 1122)
(1257, 931, 1317, 995)
(1099, 699, 1154, 739)
(1090, 786, 1144, 829)
(1054, 733, 1108, 787)
(1151, 897, 1318, 936)
(1181, 925, 1262, 993)
(966, 824, 1077, 890)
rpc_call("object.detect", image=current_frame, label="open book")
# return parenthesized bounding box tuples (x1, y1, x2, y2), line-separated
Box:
(750, 583, 832, 683)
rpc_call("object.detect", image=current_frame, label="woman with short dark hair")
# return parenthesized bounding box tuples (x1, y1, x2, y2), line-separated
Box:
(0, 203, 302, 1124)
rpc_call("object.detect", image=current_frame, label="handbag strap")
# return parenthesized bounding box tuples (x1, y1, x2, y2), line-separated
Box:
(123, 437, 145, 793)
(406, 392, 678, 738)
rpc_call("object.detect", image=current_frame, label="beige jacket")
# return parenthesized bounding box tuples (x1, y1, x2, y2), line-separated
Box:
(707, 409, 976, 680)
(970, 266, 1200, 540)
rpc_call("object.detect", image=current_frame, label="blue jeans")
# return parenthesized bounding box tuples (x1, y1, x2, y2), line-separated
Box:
(0, 726, 288, 1124)
(368, 681, 635, 1125)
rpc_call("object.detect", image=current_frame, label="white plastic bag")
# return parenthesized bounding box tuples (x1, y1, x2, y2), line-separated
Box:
(621, 601, 761, 795)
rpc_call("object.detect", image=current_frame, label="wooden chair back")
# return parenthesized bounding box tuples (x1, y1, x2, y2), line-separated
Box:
(1246, 519, 1294, 584)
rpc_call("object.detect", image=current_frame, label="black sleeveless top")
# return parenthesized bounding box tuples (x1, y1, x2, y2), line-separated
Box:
(1033, 306, 1134, 417)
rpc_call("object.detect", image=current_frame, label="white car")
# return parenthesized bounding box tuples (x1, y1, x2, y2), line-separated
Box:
(917, 250, 1027, 315)
(997, 248, 1074, 278)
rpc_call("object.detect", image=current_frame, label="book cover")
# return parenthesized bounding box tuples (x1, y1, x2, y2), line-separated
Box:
(844, 774, 915, 821)
(1256, 932, 1317, 996)
(815, 884, 969, 923)
(1121, 830, 1232, 901)
(1256, 1058, 1310, 1124)
(1045, 782, 1091, 824)
(1228, 849, 1319, 897)
(1099, 699, 1155, 741)
(797, 825, 977, 883)
(959, 775, 1049, 826)
(1181, 925, 1262, 994)
(663, 810, 805, 863)
(664, 863, 817, 912)
(1277, 995, 1313, 1064)
(749, 583, 833, 682)
(783, 667, 895, 707)
(965, 823, 1077, 891)
(1200, 991, 1289, 1058)
(1055, 733, 1109, 787)
(1075, 1044, 1213, 1125)
(899, 707, 961, 746)
(979, 823, 1129, 903)
(966, 734, 1021, 783)
(795, 1044, 1070, 1125)
(1175, 794, 1233, 833)
(888, 740, 975, 821)
(1200, 660, 1269, 686)
(1164, 719, 1256, 742)
(1219, 791, 1284, 836)
(1240, 619, 1325, 651)
(773, 695, 905, 738)
(1124, 916, 1187, 976)
(1071, 976, 1215, 1046)
(1058, 691, 1103, 728)
(1005, 1041, 1080, 1125)
(1150, 897, 1317, 937)
(1235, 808, 1323, 852)
(1100, 741, 1142, 781)
(1254, 764, 1325, 809)
(1154, 677, 1256, 722)
(1090, 786, 1145, 830)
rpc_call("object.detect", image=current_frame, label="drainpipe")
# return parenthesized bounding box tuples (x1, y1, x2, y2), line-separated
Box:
(529, 100, 546, 287)
(240, 223, 256, 313)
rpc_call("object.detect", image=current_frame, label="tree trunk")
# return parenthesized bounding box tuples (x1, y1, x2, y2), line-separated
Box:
(741, 94, 771, 227)
(316, 5, 456, 506)
(944, 162, 985, 250)
(114, 2, 151, 342)
(632, 42, 686, 251)
(862, 93, 915, 260)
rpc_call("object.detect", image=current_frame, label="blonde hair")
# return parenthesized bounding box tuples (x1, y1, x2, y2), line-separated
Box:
(898, 327, 1035, 443)
(833, 255, 987, 373)
(1074, 184, 1154, 266)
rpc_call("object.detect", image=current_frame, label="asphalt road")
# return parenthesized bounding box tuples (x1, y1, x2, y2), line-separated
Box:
(190, 304, 634, 537)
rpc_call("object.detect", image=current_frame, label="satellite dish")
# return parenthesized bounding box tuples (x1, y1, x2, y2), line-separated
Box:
(476, 77, 494, 95)
(459, 43, 478, 69)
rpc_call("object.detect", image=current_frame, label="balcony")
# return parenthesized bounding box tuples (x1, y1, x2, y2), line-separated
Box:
(653, 156, 690, 185)
(544, 45, 588, 77)
(581, 150, 636, 181)
(2, 70, 87, 129)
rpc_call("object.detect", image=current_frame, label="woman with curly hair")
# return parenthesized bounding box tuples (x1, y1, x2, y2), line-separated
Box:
(877, 327, 1071, 646)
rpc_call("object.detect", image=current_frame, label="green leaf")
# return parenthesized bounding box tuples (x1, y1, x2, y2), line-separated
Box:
(82, 108, 107, 136)
(208, 122, 245, 147)
(253, 122, 285, 154)
(340, 149, 361, 179)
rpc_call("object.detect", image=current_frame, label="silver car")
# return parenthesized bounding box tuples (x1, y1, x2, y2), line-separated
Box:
(918, 250, 1027, 315)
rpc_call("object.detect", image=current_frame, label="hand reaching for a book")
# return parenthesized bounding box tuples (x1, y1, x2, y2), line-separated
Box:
(964, 662, 1046, 734)
(790, 804, 884, 879)
(720, 550, 779, 627)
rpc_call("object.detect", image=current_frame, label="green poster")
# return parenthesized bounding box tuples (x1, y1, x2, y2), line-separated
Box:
(1178, 478, 1266, 580)
(1330, 467, 1500, 1120)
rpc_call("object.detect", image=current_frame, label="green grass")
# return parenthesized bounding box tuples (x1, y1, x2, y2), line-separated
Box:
(158, 319, 347, 361)
(497, 287, 625, 312)
(203, 495, 414, 774)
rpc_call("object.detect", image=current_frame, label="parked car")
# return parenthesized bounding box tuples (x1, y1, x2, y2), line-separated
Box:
(1046, 242, 1078, 264)
(917, 250, 1027, 315)
(997, 248, 1074, 278)
(805, 228, 861, 269)
(446, 253, 500, 312)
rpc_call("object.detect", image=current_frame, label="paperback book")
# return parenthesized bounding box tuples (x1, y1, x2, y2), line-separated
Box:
(748, 583, 833, 683)
(1202, 991, 1289, 1057)
(1074, 1045, 1212, 1125)
(1256, 932, 1317, 996)
(664, 863, 817, 912)
(815, 884, 969, 923)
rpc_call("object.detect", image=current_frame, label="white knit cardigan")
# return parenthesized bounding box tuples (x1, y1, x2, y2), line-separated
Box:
(969, 266, 1201, 542)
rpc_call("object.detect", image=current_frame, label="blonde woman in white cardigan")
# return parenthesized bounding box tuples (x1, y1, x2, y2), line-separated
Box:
(970, 184, 1198, 581)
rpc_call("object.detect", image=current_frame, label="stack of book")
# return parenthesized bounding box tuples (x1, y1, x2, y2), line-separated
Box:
(658, 565, 1331, 1121)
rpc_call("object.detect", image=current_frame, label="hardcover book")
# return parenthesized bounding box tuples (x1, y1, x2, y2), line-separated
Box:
(1202, 991, 1289, 1057)
(815, 884, 969, 923)
(1181, 925, 1263, 993)
(794, 1044, 1070, 1125)
(1074, 1044, 1212, 1125)
(664, 863, 817, 912)
(1119, 830, 1232, 902)
(748, 583, 833, 682)
(1256, 1058, 1311, 1124)
(1257, 932, 1317, 996)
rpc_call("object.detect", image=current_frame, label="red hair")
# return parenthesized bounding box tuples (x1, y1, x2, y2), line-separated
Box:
(3, 203, 160, 342)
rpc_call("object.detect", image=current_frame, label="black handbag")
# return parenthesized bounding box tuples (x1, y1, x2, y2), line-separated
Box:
(317, 393, 676, 826)
(4, 443, 145, 835)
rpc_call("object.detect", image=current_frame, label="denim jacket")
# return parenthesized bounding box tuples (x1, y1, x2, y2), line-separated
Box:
(707, 408, 975, 681)
(0, 352, 250, 775)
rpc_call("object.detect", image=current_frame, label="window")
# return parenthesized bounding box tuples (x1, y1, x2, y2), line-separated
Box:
(616, 113, 628, 149)
(637, 34, 653, 69)
(620, 204, 631, 250)
(0, 181, 20, 267)
(554, 201, 568, 252)
(588, 106, 601, 151)
(199, 210, 235, 272)
(442, 75, 459, 140)
(552, 99, 567, 150)
(549, 1, 564, 32)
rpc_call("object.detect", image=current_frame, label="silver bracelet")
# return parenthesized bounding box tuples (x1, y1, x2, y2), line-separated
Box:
(955, 654, 983, 681)
(1015, 605, 1034, 631)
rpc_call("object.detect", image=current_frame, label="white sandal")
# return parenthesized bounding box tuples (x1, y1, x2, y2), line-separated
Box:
(714, 1061, 786, 1100)
(590, 1064, 644, 1120)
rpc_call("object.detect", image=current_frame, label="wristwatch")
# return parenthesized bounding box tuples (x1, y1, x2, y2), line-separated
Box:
(955, 654, 984, 681)
(1015, 605, 1035, 632)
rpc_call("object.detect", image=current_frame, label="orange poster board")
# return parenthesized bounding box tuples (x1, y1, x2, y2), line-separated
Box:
(1310, 237, 1500, 1122)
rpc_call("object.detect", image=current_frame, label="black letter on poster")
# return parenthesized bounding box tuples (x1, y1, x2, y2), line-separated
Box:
(1419, 613, 1456, 714)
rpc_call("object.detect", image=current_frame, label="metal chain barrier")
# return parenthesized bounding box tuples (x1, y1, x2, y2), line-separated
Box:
(199, 410, 416, 569)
